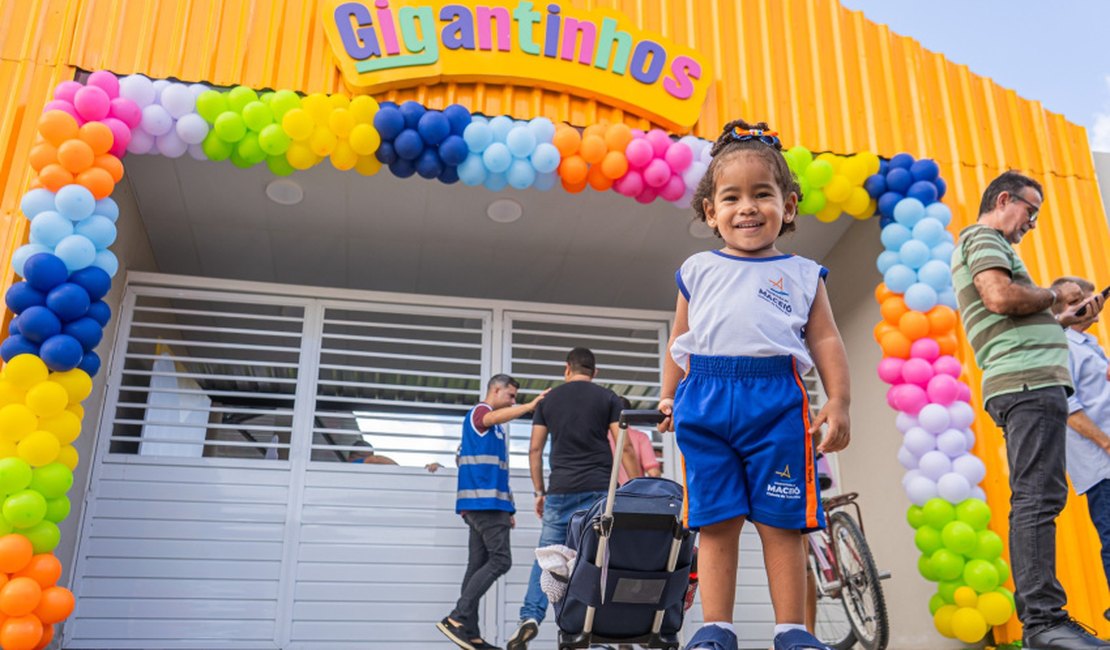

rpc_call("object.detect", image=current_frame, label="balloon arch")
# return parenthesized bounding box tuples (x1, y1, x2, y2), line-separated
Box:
(0, 71, 1010, 648)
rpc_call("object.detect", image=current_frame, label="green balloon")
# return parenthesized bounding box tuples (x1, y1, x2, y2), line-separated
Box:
(3, 489, 47, 528)
(22, 520, 60, 553)
(202, 131, 233, 161)
(996, 586, 1015, 608)
(937, 579, 964, 603)
(992, 557, 1010, 583)
(236, 133, 267, 165)
(787, 146, 813, 173)
(266, 155, 295, 177)
(923, 498, 957, 530)
(964, 558, 1001, 592)
(797, 189, 827, 216)
(214, 112, 247, 143)
(918, 554, 940, 582)
(0, 457, 33, 495)
(259, 91, 275, 104)
(805, 159, 834, 189)
(928, 593, 946, 615)
(0, 515, 13, 536)
(29, 463, 73, 499)
(956, 498, 992, 531)
(227, 85, 259, 112)
(44, 495, 71, 524)
(969, 529, 1004, 561)
(241, 101, 274, 132)
(196, 90, 230, 124)
(914, 525, 943, 554)
(269, 90, 302, 121)
(907, 505, 926, 529)
(930, 548, 966, 581)
(258, 124, 291, 156)
(229, 148, 254, 169)
(941, 521, 977, 554)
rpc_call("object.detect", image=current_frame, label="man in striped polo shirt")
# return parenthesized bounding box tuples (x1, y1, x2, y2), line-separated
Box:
(952, 171, 1107, 650)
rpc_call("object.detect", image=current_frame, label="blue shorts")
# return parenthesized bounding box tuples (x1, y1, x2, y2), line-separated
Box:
(674, 355, 825, 532)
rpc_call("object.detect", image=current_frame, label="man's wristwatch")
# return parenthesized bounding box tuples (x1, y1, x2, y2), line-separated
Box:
(533, 490, 545, 497)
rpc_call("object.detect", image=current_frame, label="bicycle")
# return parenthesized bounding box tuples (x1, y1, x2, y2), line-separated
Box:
(805, 491, 890, 650)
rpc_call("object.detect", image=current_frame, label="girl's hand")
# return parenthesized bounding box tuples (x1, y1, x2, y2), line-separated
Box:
(812, 398, 850, 453)
(657, 397, 675, 432)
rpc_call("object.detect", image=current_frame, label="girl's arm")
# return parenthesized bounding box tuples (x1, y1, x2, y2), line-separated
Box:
(658, 292, 690, 433)
(806, 280, 851, 453)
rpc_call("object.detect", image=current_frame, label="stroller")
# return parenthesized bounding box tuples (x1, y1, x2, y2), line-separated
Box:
(552, 410, 697, 650)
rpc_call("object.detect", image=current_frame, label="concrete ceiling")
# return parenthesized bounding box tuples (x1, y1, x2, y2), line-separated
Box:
(125, 154, 856, 311)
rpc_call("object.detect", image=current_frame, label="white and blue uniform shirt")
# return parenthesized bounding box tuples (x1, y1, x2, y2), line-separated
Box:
(456, 403, 515, 514)
(672, 251, 828, 374)
(1064, 328, 1110, 495)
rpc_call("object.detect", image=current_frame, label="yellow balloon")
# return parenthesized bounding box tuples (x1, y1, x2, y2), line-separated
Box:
(816, 204, 842, 223)
(328, 109, 355, 138)
(844, 187, 872, 217)
(302, 93, 332, 124)
(355, 155, 382, 177)
(329, 141, 359, 171)
(0, 439, 16, 458)
(57, 445, 78, 471)
(816, 152, 842, 173)
(977, 591, 1013, 626)
(0, 380, 25, 406)
(841, 156, 869, 185)
(286, 142, 318, 170)
(350, 95, 379, 123)
(327, 93, 351, 111)
(66, 403, 84, 421)
(2, 355, 48, 390)
(824, 175, 852, 203)
(309, 125, 338, 156)
(953, 586, 978, 608)
(24, 381, 68, 418)
(933, 604, 957, 638)
(281, 109, 315, 142)
(951, 607, 988, 644)
(17, 431, 60, 467)
(0, 404, 38, 443)
(348, 124, 381, 156)
(49, 369, 92, 403)
(37, 411, 81, 446)
(857, 151, 881, 176)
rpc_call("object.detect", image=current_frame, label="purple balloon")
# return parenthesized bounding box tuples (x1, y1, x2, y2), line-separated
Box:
(903, 426, 936, 457)
(936, 429, 969, 457)
(952, 453, 986, 485)
(918, 403, 952, 434)
(905, 475, 938, 506)
(919, 450, 953, 481)
(936, 472, 971, 503)
(895, 412, 919, 433)
(948, 401, 976, 430)
(897, 445, 919, 470)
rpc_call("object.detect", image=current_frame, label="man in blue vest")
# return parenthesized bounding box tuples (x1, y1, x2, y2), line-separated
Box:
(437, 374, 547, 650)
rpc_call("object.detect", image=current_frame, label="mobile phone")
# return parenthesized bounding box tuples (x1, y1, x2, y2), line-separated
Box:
(1075, 286, 1110, 318)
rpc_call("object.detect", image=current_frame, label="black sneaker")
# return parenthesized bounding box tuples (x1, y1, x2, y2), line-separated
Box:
(436, 617, 476, 650)
(470, 639, 502, 650)
(1105, 607, 1110, 623)
(1023, 618, 1110, 649)
(506, 619, 538, 650)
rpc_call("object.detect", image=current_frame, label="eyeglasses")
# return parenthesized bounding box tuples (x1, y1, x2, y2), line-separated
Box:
(1010, 194, 1040, 224)
(730, 126, 781, 148)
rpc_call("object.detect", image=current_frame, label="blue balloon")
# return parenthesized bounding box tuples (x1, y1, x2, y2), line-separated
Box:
(394, 129, 424, 161)
(864, 174, 887, 198)
(39, 334, 84, 372)
(399, 101, 426, 128)
(23, 253, 69, 291)
(379, 101, 398, 110)
(878, 158, 890, 175)
(938, 288, 957, 309)
(439, 135, 469, 165)
(443, 104, 472, 135)
(935, 177, 947, 200)
(932, 241, 955, 263)
(92, 250, 118, 279)
(884, 264, 917, 294)
(0, 335, 39, 362)
(890, 153, 915, 169)
(911, 159, 940, 182)
(899, 239, 931, 270)
(878, 192, 904, 219)
(463, 122, 493, 153)
(93, 197, 120, 223)
(29, 211, 74, 248)
(506, 126, 537, 158)
(69, 267, 112, 302)
(12, 244, 52, 278)
(530, 143, 561, 174)
(415, 148, 444, 179)
(19, 188, 56, 219)
(482, 143, 512, 174)
(879, 213, 895, 229)
(77, 350, 101, 376)
(8, 317, 20, 337)
(876, 250, 900, 275)
(904, 282, 939, 312)
(373, 106, 405, 141)
(912, 218, 947, 247)
(62, 316, 103, 351)
(388, 158, 417, 178)
(886, 167, 913, 194)
(74, 215, 117, 250)
(528, 117, 556, 142)
(533, 170, 558, 191)
(375, 141, 398, 165)
(506, 159, 536, 189)
(918, 260, 952, 292)
(484, 171, 508, 192)
(417, 111, 451, 145)
(87, 300, 111, 326)
(880, 223, 912, 251)
(907, 180, 939, 206)
(924, 202, 953, 227)
(54, 234, 97, 271)
(488, 116, 514, 142)
(45, 282, 91, 322)
(457, 153, 488, 186)
(437, 165, 460, 185)
(17, 305, 62, 343)
(5, 282, 45, 314)
(54, 185, 96, 221)
(893, 198, 926, 227)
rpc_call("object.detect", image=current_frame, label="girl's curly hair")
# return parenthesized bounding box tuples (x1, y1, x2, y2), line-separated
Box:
(691, 119, 802, 237)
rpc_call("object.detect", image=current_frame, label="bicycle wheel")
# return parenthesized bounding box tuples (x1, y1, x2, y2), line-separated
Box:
(829, 510, 890, 650)
(809, 533, 857, 650)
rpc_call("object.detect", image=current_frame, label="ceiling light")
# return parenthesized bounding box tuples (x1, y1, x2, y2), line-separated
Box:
(689, 220, 715, 239)
(487, 198, 522, 223)
(266, 179, 304, 205)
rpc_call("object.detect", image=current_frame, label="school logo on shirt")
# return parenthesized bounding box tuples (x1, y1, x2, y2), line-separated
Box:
(758, 277, 793, 315)
(766, 464, 801, 500)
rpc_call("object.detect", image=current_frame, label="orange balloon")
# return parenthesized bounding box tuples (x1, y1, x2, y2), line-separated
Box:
(579, 135, 607, 164)
(899, 311, 931, 340)
(558, 155, 588, 184)
(880, 330, 912, 359)
(587, 164, 613, 191)
(937, 332, 959, 356)
(14, 555, 61, 589)
(600, 150, 629, 179)
(31, 587, 72, 625)
(552, 126, 581, 157)
(874, 320, 897, 343)
(0, 615, 41, 650)
(56, 139, 95, 174)
(95, 154, 124, 183)
(928, 305, 958, 336)
(28, 143, 57, 172)
(561, 177, 588, 194)
(582, 123, 608, 140)
(37, 164, 73, 193)
(32, 624, 52, 650)
(76, 167, 114, 200)
(37, 111, 78, 147)
(0, 536, 34, 575)
(874, 282, 894, 304)
(78, 121, 113, 156)
(0, 578, 41, 617)
(28, 178, 43, 190)
(880, 295, 909, 326)
(604, 123, 634, 152)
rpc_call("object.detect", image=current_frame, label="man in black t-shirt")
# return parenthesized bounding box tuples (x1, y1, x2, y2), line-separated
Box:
(506, 347, 641, 650)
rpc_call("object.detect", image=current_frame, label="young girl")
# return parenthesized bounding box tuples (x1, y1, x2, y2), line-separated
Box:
(658, 120, 851, 650)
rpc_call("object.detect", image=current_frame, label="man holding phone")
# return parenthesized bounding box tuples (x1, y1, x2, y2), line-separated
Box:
(951, 171, 1107, 650)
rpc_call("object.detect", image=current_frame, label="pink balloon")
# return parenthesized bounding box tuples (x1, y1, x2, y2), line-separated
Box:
(659, 174, 686, 201)
(910, 337, 941, 361)
(634, 186, 659, 204)
(613, 170, 644, 197)
(43, 100, 79, 120)
(926, 374, 960, 405)
(932, 354, 962, 378)
(102, 117, 132, 158)
(877, 357, 905, 384)
(643, 159, 671, 188)
(74, 85, 111, 121)
(646, 129, 673, 157)
(109, 97, 143, 129)
(886, 385, 900, 410)
(901, 358, 934, 386)
(956, 381, 972, 403)
(54, 81, 83, 104)
(87, 70, 121, 98)
(895, 383, 929, 416)
(664, 141, 693, 173)
(625, 138, 654, 169)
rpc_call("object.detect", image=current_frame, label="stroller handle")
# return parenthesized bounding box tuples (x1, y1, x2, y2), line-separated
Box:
(619, 409, 666, 428)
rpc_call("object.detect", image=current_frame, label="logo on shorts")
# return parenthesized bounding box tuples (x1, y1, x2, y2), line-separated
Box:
(767, 464, 801, 499)
(775, 465, 792, 479)
(758, 277, 793, 315)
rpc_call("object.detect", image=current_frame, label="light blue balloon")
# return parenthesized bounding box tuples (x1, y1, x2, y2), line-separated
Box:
(904, 282, 939, 312)
(925, 202, 952, 227)
(488, 116, 514, 142)
(462, 122, 493, 153)
(912, 218, 947, 247)
(528, 117, 556, 142)
(531, 143, 561, 174)
(54, 185, 96, 221)
(506, 126, 537, 158)
(53, 234, 97, 271)
(884, 264, 917, 294)
(506, 159, 536, 189)
(877, 250, 900, 275)
(918, 260, 952, 291)
(482, 143, 512, 174)
(880, 223, 912, 251)
(899, 239, 931, 270)
(11, 243, 51, 277)
(938, 288, 958, 309)
(457, 153, 487, 186)
(93, 197, 120, 223)
(75, 215, 118, 249)
(932, 241, 955, 263)
(533, 171, 558, 191)
(469, 115, 489, 125)
(20, 189, 56, 219)
(894, 197, 926, 228)
(484, 171, 508, 192)
(93, 249, 119, 278)
(29, 211, 74, 248)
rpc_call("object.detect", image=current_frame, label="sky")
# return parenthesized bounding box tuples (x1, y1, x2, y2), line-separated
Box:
(839, 0, 1110, 152)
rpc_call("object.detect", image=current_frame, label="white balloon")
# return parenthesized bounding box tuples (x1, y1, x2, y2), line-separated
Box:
(971, 486, 987, 501)
(175, 113, 209, 144)
(897, 445, 919, 470)
(952, 453, 987, 485)
(141, 104, 174, 137)
(127, 129, 155, 154)
(918, 450, 953, 481)
(905, 475, 938, 506)
(936, 472, 972, 503)
(963, 428, 976, 450)
(187, 143, 207, 161)
(895, 412, 919, 433)
(918, 403, 951, 434)
(188, 83, 211, 98)
(948, 401, 976, 430)
(156, 131, 188, 158)
(119, 74, 156, 107)
(936, 429, 969, 457)
(152, 79, 171, 98)
(160, 83, 195, 119)
(903, 427, 936, 457)
(902, 468, 925, 488)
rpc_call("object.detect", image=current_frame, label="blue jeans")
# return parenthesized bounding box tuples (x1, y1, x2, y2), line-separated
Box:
(520, 490, 606, 623)
(1085, 478, 1110, 592)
